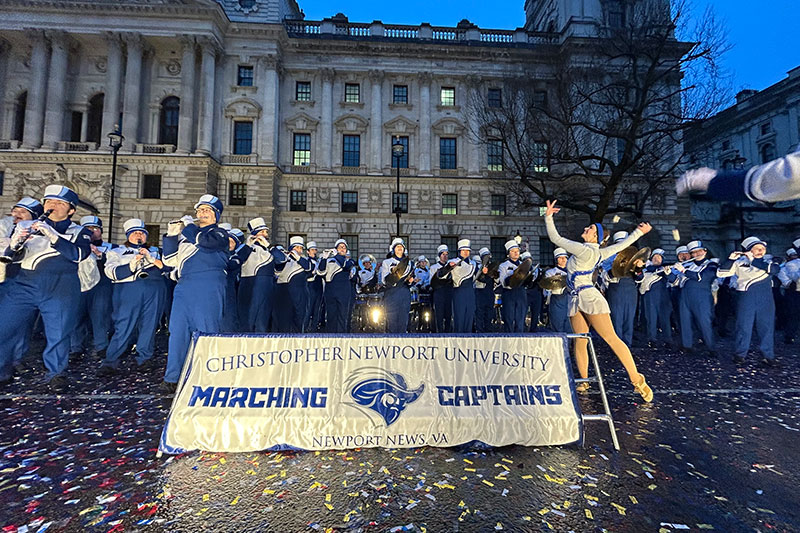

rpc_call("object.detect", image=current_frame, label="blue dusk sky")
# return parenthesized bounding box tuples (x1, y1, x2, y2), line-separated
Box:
(297, 0, 799, 97)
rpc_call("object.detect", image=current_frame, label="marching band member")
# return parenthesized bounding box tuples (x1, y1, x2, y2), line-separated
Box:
(357, 254, 377, 292)
(474, 247, 495, 333)
(276, 236, 312, 333)
(777, 238, 800, 344)
(413, 256, 430, 290)
(0, 197, 44, 245)
(522, 251, 542, 332)
(429, 244, 454, 333)
(161, 194, 229, 392)
(498, 239, 527, 332)
(450, 239, 479, 333)
(380, 238, 415, 333)
(98, 219, 165, 375)
(238, 218, 284, 332)
(70, 215, 113, 359)
(544, 199, 653, 402)
(0, 185, 93, 391)
(635, 248, 672, 347)
(670, 240, 718, 356)
(544, 248, 571, 333)
(717, 236, 780, 365)
(601, 231, 638, 346)
(318, 239, 356, 333)
(346, 250, 358, 333)
(221, 227, 246, 332)
(305, 242, 325, 332)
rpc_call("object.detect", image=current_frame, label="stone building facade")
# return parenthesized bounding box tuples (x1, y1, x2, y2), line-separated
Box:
(0, 0, 685, 262)
(685, 66, 800, 257)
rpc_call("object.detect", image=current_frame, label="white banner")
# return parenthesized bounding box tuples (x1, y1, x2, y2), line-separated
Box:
(159, 334, 583, 453)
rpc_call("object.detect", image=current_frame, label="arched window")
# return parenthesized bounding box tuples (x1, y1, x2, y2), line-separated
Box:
(86, 93, 104, 144)
(159, 96, 180, 145)
(12, 92, 26, 142)
(760, 143, 775, 164)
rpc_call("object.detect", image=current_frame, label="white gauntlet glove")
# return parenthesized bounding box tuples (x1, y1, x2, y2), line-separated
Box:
(676, 167, 718, 196)
(167, 221, 183, 236)
(10, 224, 29, 248)
(180, 215, 196, 227)
(34, 222, 60, 244)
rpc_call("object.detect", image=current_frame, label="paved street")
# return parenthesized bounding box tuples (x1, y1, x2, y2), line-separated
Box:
(1, 333, 799, 532)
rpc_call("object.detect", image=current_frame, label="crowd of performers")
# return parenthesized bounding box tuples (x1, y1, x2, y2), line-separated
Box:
(1, 187, 798, 400)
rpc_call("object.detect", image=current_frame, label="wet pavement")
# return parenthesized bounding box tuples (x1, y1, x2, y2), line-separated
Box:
(1, 332, 799, 532)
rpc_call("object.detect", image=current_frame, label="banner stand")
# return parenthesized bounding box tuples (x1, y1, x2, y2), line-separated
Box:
(567, 333, 620, 451)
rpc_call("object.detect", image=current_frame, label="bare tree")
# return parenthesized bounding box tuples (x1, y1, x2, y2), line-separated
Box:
(467, 0, 732, 223)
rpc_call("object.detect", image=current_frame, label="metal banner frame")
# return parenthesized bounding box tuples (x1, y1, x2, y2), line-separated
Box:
(566, 333, 620, 450)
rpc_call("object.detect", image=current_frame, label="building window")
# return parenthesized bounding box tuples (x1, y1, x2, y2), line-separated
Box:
(341, 191, 358, 213)
(539, 237, 555, 266)
(344, 83, 360, 103)
(159, 96, 180, 146)
(391, 136, 409, 169)
(760, 122, 771, 136)
(341, 234, 359, 257)
(393, 85, 408, 104)
(233, 121, 253, 155)
(441, 235, 458, 252)
(490, 236, 506, 258)
(491, 194, 506, 216)
(87, 93, 104, 144)
(488, 88, 502, 108)
(342, 135, 360, 167)
(607, 1, 625, 28)
(293, 133, 311, 166)
(442, 193, 457, 215)
(237, 65, 254, 87)
(0, 171, 4, 195)
(69, 111, 82, 142)
(440, 87, 455, 106)
(12, 92, 26, 142)
(392, 192, 408, 214)
(533, 142, 549, 172)
(488, 139, 503, 171)
(296, 81, 312, 101)
(144, 224, 160, 248)
(290, 190, 307, 211)
(229, 183, 247, 206)
(760, 143, 775, 164)
(533, 90, 547, 109)
(440, 138, 457, 169)
(142, 174, 162, 199)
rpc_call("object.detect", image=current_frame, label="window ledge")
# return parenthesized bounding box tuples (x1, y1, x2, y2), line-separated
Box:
(223, 153, 259, 164)
(57, 141, 98, 152)
(230, 85, 259, 94)
(436, 104, 461, 112)
(339, 101, 365, 109)
(338, 165, 366, 175)
(291, 99, 316, 107)
(388, 102, 413, 111)
(0, 140, 21, 150)
(137, 143, 177, 154)
(289, 164, 315, 173)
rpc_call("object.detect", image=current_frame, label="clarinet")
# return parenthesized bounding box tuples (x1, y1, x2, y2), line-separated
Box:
(0, 209, 55, 263)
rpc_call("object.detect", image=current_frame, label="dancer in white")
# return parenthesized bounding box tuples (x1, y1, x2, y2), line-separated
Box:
(544, 200, 653, 402)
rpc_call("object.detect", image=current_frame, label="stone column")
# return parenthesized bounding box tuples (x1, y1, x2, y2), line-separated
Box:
(196, 37, 218, 155)
(465, 75, 481, 176)
(121, 33, 143, 151)
(42, 31, 70, 149)
(258, 54, 281, 165)
(21, 31, 49, 149)
(176, 35, 196, 153)
(77, 104, 89, 141)
(0, 39, 10, 138)
(319, 68, 335, 173)
(369, 69, 383, 174)
(418, 72, 432, 175)
(101, 32, 123, 150)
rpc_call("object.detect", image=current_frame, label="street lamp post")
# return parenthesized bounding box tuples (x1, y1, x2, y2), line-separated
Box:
(733, 153, 748, 242)
(107, 124, 124, 243)
(392, 137, 405, 238)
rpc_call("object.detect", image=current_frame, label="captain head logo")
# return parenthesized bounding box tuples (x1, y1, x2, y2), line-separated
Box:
(345, 368, 424, 427)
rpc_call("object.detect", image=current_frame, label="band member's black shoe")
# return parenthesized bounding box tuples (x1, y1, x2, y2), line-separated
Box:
(159, 381, 177, 394)
(97, 365, 118, 377)
(760, 358, 776, 367)
(732, 355, 745, 364)
(49, 375, 68, 393)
